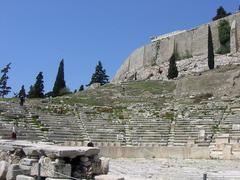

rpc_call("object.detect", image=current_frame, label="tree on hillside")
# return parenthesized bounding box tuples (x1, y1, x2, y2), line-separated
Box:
(18, 85, 26, 98)
(34, 72, 44, 98)
(208, 26, 215, 70)
(88, 61, 109, 86)
(28, 72, 44, 98)
(167, 46, 178, 79)
(0, 63, 11, 98)
(53, 59, 66, 97)
(79, 85, 84, 91)
(28, 85, 34, 98)
(212, 6, 231, 21)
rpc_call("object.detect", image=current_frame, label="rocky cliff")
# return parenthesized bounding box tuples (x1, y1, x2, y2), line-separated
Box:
(112, 12, 240, 83)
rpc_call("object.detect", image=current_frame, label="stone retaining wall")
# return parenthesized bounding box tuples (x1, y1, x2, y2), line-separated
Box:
(112, 12, 240, 83)
(99, 146, 210, 159)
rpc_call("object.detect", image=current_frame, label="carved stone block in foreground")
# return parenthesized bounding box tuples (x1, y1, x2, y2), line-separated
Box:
(0, 140, 108, 179)
(30, 157, 72, 178)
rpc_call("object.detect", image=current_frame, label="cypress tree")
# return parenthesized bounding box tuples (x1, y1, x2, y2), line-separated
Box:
(0, 63, 11, 98)
(167, 47, 178, 79)
(53, 59, 66, 97)
(88, 61, 109, 86)
(19, 85, 26, 98)
(208, 26, 215, 69)
(212, 6, 231, 21)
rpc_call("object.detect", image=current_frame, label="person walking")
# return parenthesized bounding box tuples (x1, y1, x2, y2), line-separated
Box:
(11, 123, 17, 140)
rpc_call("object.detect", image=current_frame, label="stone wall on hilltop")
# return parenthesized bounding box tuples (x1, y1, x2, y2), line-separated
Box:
(112, 13, 240, 83)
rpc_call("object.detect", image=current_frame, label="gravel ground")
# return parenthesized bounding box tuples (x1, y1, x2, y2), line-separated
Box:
(109, 158, 240, 180)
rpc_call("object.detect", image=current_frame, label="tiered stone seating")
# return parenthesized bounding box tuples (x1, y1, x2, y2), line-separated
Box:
(219, 106, 240, 142)
(126, 116, 171, 146)
(80, 109, 126, 145)
(0, 101, 42, 141)
(173, 104, 224, 146)
(38, 113, 87, 143)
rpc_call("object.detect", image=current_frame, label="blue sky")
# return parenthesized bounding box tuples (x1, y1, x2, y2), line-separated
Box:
(0, 0, 238, 95)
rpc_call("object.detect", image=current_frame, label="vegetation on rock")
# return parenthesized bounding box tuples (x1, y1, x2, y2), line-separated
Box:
(212, 6, 231, 21)
(217, 20, 230, 54)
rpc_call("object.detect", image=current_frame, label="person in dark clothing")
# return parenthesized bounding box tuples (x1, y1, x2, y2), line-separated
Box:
(19, 95, 25, 106)
(87, 142, 94, 147)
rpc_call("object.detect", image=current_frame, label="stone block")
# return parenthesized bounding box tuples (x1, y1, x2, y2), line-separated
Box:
(80, 156, 89, 163)
(6, 164, 28, 180)
(0, 161, 9, 180)
(46, 178, 71, 180)
(223, 145, 232, 160)
(20, 158, 38, 166)
(30, 157, 71, 178)
(232, 124, 240, 130)
(198, 129, 205, 139)
(215, 134, 230, 144)
(16, 175, 35, 180)
(99, 157, 109, 174)
(19, 164, 32, 171)
(94, 175, 125, 180)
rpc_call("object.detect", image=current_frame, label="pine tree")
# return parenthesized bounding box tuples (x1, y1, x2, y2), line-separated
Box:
(212, 6, 231, 21)
(79, 85, 84, 91)
(88, 61, 109, 86)
(208, 26, 215, 70)
(19, 85, 26, 98)
(28, 72, 44, 98)
(28, 85, 35, 98)
(53, 59, 66, 97)
(34, 72, 44, 98)
(167, 47, 178, 79)
(0, 63, 11, 98)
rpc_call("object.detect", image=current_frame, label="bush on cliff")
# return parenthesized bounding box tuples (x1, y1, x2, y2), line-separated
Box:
(208, 26, 214, 70)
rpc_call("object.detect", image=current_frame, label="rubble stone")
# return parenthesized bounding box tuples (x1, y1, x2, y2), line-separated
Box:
(0, 161, 9, 180)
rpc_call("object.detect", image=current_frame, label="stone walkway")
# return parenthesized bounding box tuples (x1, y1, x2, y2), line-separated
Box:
(109, 158, 240, 180)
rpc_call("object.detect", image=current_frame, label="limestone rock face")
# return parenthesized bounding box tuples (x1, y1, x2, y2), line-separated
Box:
(112, 13, 240, 83)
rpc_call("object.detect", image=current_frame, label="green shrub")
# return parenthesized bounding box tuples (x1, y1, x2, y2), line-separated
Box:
(217, 20, 230, 54)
